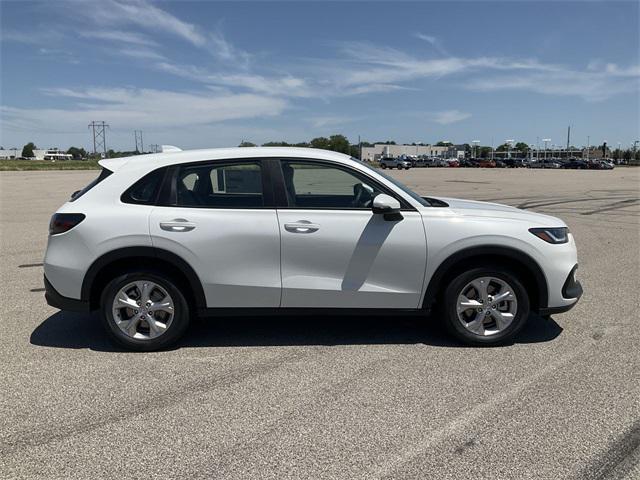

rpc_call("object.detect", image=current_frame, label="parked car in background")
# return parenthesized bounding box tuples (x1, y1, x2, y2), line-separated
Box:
(503, 159, 526, 168)
(380, 157, 411, 170)
(433, 158, 449, 167)
(478, 159, 496, 168)
(495, 160, 506, 168)
(601, 160, 615, 169)
(563, 160, 588, 169)
(44, 147, 582, 350)
(461, 159, 480, 168)
(530, 159, 562, 169)
(447, 159, 460, 168)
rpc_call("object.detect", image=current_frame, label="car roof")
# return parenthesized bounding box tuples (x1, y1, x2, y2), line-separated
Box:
(99, 147, 353, 172)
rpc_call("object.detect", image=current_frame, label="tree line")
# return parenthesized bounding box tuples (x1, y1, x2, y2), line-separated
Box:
(9, 138, 640, 162)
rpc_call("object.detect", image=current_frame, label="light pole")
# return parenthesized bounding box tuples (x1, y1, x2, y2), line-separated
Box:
(472, 140, 480, 159)
(505, 139, 514, 159)
(586, 136, 590, 161)
(542, 139, 551, 160)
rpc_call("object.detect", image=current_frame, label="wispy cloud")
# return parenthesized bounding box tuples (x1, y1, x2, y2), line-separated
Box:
(309, 116, 357, 128)
(79, 30, 158, 47)
(414, 33, 449, 56)
(210, 31, 252, 68)
(1, 30, 64, 45)
(4, 87, 287, 133)
(69, 0, 250, 68)
(116, 48, 166, 61)
(330, 41, 639, 102)
(81, 0, 206, 46)
(430, 110, 472, 125)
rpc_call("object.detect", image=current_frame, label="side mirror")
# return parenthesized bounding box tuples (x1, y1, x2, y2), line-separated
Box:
(372, 194, 402, 220)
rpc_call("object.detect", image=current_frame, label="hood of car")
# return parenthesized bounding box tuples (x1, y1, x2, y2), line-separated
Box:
(430, 196, 566, 226)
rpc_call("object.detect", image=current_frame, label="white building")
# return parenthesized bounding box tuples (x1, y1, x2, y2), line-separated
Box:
(0, 147, 72, 160)
(361, 144, 449, 162)
(36, 149, 73, 161)
(0, 148, 21, 159)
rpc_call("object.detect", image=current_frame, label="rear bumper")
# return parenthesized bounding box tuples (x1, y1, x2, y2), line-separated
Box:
(44, 275, 90, 312)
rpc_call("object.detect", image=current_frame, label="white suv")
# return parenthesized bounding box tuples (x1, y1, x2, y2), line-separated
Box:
(44, 147, 582, 350)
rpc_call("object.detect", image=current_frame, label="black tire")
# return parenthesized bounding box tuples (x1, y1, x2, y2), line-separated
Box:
(405, 167, 410, 170)
(442, 267, 530, 346)
(397, 165, 403, 170)
(100, 271, 190, 351)
(381, 164, 387, 169)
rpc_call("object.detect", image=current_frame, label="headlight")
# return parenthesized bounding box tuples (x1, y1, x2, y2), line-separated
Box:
(529, 227, 569, 244)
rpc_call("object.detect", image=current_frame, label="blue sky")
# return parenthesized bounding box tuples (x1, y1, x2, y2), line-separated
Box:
(1, 0, 638, 151)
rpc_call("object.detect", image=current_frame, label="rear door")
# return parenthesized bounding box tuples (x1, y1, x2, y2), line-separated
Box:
(149, 159, 281, 308)
(275, 159, 427, 309)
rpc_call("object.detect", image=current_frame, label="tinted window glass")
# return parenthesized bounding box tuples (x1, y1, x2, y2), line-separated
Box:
(121, 168, 166, 205)
(175, 162, 263, 208)
(70, 168, 112, 202)
(282, 161, 383, 209)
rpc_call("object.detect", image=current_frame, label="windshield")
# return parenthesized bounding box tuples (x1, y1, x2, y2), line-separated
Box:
(353, 158, 430, 207)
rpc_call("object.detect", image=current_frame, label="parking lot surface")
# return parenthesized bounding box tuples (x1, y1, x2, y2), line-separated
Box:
(1, 167, 639, 479)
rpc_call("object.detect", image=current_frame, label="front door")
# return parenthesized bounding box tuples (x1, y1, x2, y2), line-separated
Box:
(277, 160, 427, 309)
(149, 160, 281, 308)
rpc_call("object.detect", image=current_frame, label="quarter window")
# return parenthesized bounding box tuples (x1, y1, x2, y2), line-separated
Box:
(121, 167, 166, 205)
(175, 162, 263, 208)
(281, 161, 384, 209)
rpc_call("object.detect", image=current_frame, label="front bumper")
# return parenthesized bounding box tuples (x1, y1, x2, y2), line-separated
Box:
(44, 275, 90, 312)
(538, 265, 583, 316)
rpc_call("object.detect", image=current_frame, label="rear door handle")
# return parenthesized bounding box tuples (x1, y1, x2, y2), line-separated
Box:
(284, 221, 320, 233)
(159, 219, 196, 232)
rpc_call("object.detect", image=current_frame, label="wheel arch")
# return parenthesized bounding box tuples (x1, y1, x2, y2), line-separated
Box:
(81, 246, 206, 312)
(422, 245, 548, 312)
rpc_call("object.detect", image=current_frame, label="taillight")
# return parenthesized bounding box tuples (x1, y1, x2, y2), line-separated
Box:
(49, 213, 86, 235)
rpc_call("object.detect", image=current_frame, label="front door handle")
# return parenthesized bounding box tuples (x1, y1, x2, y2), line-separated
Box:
(284, 221, 320, 234)
(160, 219, 196, 232)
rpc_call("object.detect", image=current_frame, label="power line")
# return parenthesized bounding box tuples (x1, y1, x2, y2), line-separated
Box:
(88, 121, 109, 156)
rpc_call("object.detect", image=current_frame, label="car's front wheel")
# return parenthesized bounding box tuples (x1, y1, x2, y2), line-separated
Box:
(443, 268, 530, 346)
(100, 271, 190, 351)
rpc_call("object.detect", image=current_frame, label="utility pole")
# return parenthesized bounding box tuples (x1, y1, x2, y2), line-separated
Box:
(149, 144, 160, 153)
(134, 130, 143, 153)
(472, 140, 480, 159)
(358, 135, 362, 161)
(88, 121, 109, 156)
(567, 125, 571, 152)
(506, 139, 514, 160)
(542, 138, 551, 160)
(586, 136, 590, 161)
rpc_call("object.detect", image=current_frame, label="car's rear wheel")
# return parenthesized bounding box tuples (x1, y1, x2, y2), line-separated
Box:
(443, 267, 529, 346)
(381, 164, 387, 169)
(100, 271, 190, 351)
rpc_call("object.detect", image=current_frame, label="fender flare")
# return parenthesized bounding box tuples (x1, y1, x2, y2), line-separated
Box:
(421, 245, 549, 310)
(81, 246, 206, 310)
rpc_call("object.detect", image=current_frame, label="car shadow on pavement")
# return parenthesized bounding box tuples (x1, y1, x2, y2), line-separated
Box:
(30, 311, 563, 352)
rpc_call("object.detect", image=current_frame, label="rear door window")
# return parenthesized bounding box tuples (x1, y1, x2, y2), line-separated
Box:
(174, 162, 264, 208)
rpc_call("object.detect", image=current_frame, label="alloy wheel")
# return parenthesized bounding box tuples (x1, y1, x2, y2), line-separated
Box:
(456, 276, 518, 336)
(111, 280, 175, 340)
